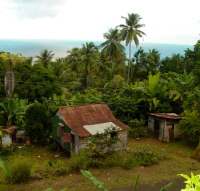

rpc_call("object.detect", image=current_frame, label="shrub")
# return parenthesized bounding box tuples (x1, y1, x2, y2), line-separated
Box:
(102, 153, 122, 168)
(132, 146, 163, 166)
(178, 110, 200, 146)
(121, 157, 137, 170)
(128, 119, 148, 138)
(5, 158, 32, 184)
(44, 160, 67, 176)
(25, 102, 50, 144)
(68, 151, 90, 172)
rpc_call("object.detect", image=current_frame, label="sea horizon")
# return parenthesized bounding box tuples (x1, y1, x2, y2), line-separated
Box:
(0, 39, 193, 59)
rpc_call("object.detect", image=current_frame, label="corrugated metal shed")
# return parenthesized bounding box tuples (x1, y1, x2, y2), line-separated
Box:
(57, 104, 128, 137)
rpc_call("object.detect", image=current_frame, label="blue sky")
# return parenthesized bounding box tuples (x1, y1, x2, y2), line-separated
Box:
(0, 0, 199, 45)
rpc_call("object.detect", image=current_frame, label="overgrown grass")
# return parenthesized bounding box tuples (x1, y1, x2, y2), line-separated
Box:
(1, 138, 199, 191)
(0, 157, 32, 184)
(65, 145, 167, 173)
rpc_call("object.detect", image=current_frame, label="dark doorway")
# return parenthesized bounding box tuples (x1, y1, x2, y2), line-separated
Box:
(154, 119, 160, 138)
(71, 134, 75, 152)
(169, 124, 174, 141)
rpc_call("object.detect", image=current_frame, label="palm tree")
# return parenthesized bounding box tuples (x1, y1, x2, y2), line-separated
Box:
(81, 42, 99, 89)
(100, 28, 125, 78)
(67, 48, 82, 77)
(119, 13, 145, 82)
(36, 49, 54, 67)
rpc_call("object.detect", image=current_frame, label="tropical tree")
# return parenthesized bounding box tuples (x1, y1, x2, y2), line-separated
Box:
(101, 28, 125, 78)
(146, 49, 160, 74)
(0, 98, 28, 128)
(81, 42, 99, 89)
(160, 54, 184, 74)
(15, 64, 61, 102)
(119, 13, 145, 82)
(36, 49, 54, 67)
(66, 48, 82, 77)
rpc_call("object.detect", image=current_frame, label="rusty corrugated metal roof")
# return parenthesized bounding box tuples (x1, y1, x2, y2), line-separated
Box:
(57, 104, 128, 137)
(149, 113, 181, 120)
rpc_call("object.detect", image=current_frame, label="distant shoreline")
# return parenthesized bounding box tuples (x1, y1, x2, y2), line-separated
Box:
(0, 39, 193, 58)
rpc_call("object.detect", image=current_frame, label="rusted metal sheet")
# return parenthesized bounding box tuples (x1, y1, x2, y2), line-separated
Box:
(57, 104, 128, 137)
(149, 113, 181, 120)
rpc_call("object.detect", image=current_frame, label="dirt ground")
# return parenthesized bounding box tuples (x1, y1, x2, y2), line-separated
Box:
(113, 178, 184, 191)
(0, 138, 199, 191)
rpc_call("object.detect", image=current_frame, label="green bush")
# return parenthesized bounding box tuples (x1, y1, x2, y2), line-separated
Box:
(44, 160, 67, 176)
(68, 151, 121, 172)
(66, 145, 166, 173)
(102, 153, 122, 168)
(25, 102, 50, 144)
(178, 110, 200, 146)
(68, 151, 90, 172)
(132, 146, 161, 166)
(128, 119, 148, 138)
(5, 158, 32, 184)
(121, 157, 137, 170)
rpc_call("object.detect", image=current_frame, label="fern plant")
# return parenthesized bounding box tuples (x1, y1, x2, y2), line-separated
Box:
(179, 173, 200, 191)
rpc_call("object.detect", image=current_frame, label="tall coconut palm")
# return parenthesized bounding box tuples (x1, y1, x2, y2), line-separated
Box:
(67, 48, 82, 77)
(81, 42, 99, 89)
(120, 13, 145, 82)
(100, 28, 125, 78)
(36, 49, 54, 67)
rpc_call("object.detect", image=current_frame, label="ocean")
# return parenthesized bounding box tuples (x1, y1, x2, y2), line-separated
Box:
(0, 39, 193, 59)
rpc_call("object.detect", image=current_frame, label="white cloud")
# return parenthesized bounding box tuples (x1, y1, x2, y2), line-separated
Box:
(0, 0, 199, 44)
(10, 0, 67, 18)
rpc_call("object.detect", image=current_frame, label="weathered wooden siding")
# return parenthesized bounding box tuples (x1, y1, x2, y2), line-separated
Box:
(148, 117, 155, 131)
(117, 130, 128, 149)
(159, 120, 165, 141)
(76, 130, 128, 153)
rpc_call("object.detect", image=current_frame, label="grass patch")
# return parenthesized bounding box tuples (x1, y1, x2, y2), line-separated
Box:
(0, 157, 32, 184)
(0, 138, 200, 191)
(65, 144, 166, 173)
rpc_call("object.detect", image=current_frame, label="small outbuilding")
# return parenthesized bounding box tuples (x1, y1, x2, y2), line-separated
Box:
(52, 104, 128, 154)
(0, 126, 16, 147)
(148, 113, 181, 142)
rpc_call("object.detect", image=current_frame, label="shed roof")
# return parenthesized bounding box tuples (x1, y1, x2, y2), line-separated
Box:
(149, 113, 181, 120)
(57, 104, 128, 137)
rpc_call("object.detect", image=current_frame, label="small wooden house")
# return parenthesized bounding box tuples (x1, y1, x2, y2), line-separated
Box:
(52, 104, 128, 154)
(1, 126, 16, 147)
(148, 113, 181, 142)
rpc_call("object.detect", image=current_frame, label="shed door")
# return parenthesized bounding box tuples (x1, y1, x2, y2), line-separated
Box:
(169, 124, 174, 141)
(71, 134, 75, 152)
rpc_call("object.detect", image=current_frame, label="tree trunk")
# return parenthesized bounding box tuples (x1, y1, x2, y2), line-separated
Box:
(85, 63, 88, 89)
(111, 56, 114, 79)
(127, 43, 132, 83)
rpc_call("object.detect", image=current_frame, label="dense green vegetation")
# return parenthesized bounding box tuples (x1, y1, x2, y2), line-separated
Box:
(0, 12, 199, 151)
